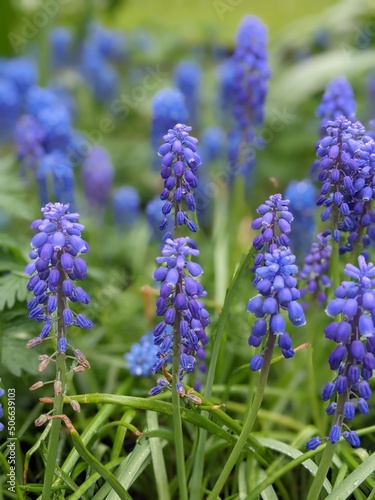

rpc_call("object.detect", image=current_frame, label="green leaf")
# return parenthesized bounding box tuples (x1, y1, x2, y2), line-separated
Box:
(0, 156, 30, 220)
(325, 452, 375, 500)
(1, 328, 38, 376)
(256, 437, 332, 495)
(0, 272, 28, 310)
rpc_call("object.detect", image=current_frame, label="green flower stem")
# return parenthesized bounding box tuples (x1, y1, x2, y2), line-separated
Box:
(42, 258, 67, 500)
(50, 415, 131, 500)
(190, 247, 256, 499)
(306, 391, 347, 500)
(208, 332, 277, 500)
(172, 301, 188, 500)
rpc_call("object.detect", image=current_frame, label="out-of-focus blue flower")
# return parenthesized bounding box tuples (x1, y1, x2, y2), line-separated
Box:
(14, 115, 45, 174)
(173, 60, 201, 126)
(0, 79, 21, 142)
(200, 126, 226, 164)
(25, 86, 73, 152)
(124, 332, 159, 376)
(0, 57, 38, 95)
(194, 126, 226, 229)
(49, 27, 73, 69)
(228, 15, 271, 183)
(157, 123, 202, 233)
(217, 59, 237, 124)
(25, 202, 92, 353)
(81, 44, 119, 102)
(37, 151, 75, 209)
(81, 146, 114, 208)
(79, 22, 125, 102)
(150, 236, 209, 393)
(307, 256, 375, 450)
(113, 186, 140, 227)
(316, 77, 356, 131)
(299, 230, 332, 305)
(284, 179, 316, 260)
(366, 71, 375, 121)
(151, 88, 188, 169)
(86, 22, 126, 61)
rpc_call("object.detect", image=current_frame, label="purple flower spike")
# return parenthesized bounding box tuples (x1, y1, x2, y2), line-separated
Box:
(248, 240, 305, 366)
(157, 123, 202, 233)
(151, 237, 209, 388)
(25, 203, 92, 358)
(311, 255, 375, 450)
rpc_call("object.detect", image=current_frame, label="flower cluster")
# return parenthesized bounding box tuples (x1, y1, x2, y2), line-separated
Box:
(316, 116, 375, 253)
(124, 332, 159, 377)
(247, 247, 306, 370)
(307, 256, 375, 450)
(158, 123, 202, 233)
(228, 15, 271, 181)
(299, 231, 332, 305)
(173, 60, 201, 126)
(150, 237, 209, 392)
(251, 194, 293, 269)
(25, 203, 92, 354)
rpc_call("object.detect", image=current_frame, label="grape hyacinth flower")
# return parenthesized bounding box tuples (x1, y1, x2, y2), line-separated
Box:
(124, 332, 160, 376)
(81, 146, 114, 209)
(151, 88, 188, 169)
(113, 186, 141, 227)
(315, 116, 375, 253)
(25, 203, 92, 357)
(247, 247, 306, 370)
(150, 237, 209, 393)
(316, 76, 356, 132)
(228, 15, 271, 183)
(284, 179, 316, 261)
(173, 60, 201, 126)
(307, 256, 375, 450)
(299, 231, 332, 305)
(158, 123, 202, 233)
(251, 194, 293, 270)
